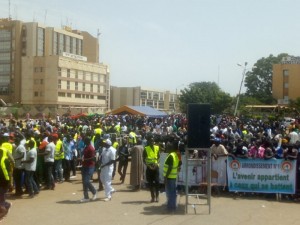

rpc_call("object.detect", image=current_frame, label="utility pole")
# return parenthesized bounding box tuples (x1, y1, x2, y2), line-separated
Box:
(234, 62, 248, 116)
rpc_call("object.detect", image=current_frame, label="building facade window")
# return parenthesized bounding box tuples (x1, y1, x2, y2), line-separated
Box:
(53, 32, 58, 55)
(34, 67, 43, 73)
(76, 39, 82, 55)
(75, 82, 78, 91)
(58, 33, 64, 54)
(58, 92, 65, 97)
(140, 91, 147, 99)
(153, 92, 159, 101)
(158, 102, 164, 109)
(71, 37, 76, 53)
(0, 52, 11, 62)
(0, 41, 11, 51)
(65, 35, 71, 53)
(0, 64, 10, 73)
(0, 29, 11, 40)
(37, 27, 45, 56)
(283, 69, 289, 76)
(97, 96, 106, 100)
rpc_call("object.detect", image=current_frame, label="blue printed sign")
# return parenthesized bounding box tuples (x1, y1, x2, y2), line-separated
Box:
(227, 158, 296, 194)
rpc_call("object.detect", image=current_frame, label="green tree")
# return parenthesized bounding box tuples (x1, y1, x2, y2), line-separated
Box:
(244, 53, 289, 104)
(178, 82, 232, 114)
(288, 98, 300, 115)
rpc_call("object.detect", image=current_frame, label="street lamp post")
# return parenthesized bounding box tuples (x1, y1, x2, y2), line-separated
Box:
(234, 62, 248, 116)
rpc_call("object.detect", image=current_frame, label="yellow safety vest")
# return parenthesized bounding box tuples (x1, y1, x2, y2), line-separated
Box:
(163, 152, 179, 179)
(114, 124, 121, 134)
(113, 141, 119, 150)
(144, 145, 159, 165)
(1, 142, 13, 155)
(55, 139, 64, 160)
(94, 128, 103, 135)
(31, 137, 37, 148)
(128, 132, 137, 144)
(0, 151, 10, 181)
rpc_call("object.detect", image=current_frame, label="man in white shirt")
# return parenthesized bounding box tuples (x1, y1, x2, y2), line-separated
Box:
(13, 136, 26, 196)
(22, 140, 39, 198)
(100, 139, 116, 201)
(40, 135, 55, 190)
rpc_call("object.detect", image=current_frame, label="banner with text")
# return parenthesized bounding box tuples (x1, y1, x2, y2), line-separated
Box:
(227, 158, 296, 194)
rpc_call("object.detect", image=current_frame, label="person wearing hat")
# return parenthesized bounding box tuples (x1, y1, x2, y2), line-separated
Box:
(143, 134, 160, 202)
(99, 139, 116, 201)
(211, 138, 228, 160)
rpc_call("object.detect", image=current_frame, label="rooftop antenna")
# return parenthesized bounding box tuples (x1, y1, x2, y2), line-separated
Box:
(14, 5, 17, 20)
(44, 9, 47, 25)
(8, 0, 11, 20)
(97, 29, 101, 63)
(97, 29, 101, 40)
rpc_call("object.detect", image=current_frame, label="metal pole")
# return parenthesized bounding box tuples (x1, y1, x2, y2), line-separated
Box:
(234, 62, 247, 116)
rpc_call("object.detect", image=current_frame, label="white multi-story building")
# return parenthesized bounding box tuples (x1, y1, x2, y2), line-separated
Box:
(110, 86, 178, 114)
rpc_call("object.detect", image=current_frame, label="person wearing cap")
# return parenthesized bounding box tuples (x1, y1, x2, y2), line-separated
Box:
(210, 137, 229, 186)
(99, 139, 116, 201)
(211, 138, 228, 160)
(143, 134, 160, 203)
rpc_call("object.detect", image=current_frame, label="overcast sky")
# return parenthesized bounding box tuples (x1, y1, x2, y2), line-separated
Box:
(1, 0, 300, 95)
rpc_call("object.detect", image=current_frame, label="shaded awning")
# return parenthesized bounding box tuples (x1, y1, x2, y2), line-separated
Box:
(108, 105, 167, 118)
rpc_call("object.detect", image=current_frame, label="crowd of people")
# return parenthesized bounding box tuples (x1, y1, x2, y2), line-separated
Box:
(0, 112, 300, 220)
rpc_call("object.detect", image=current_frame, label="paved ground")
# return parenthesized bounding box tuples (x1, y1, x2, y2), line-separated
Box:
(3, 166, 300, 225)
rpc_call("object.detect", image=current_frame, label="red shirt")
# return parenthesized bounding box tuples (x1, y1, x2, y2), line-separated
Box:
(82, 144, 95, 168)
